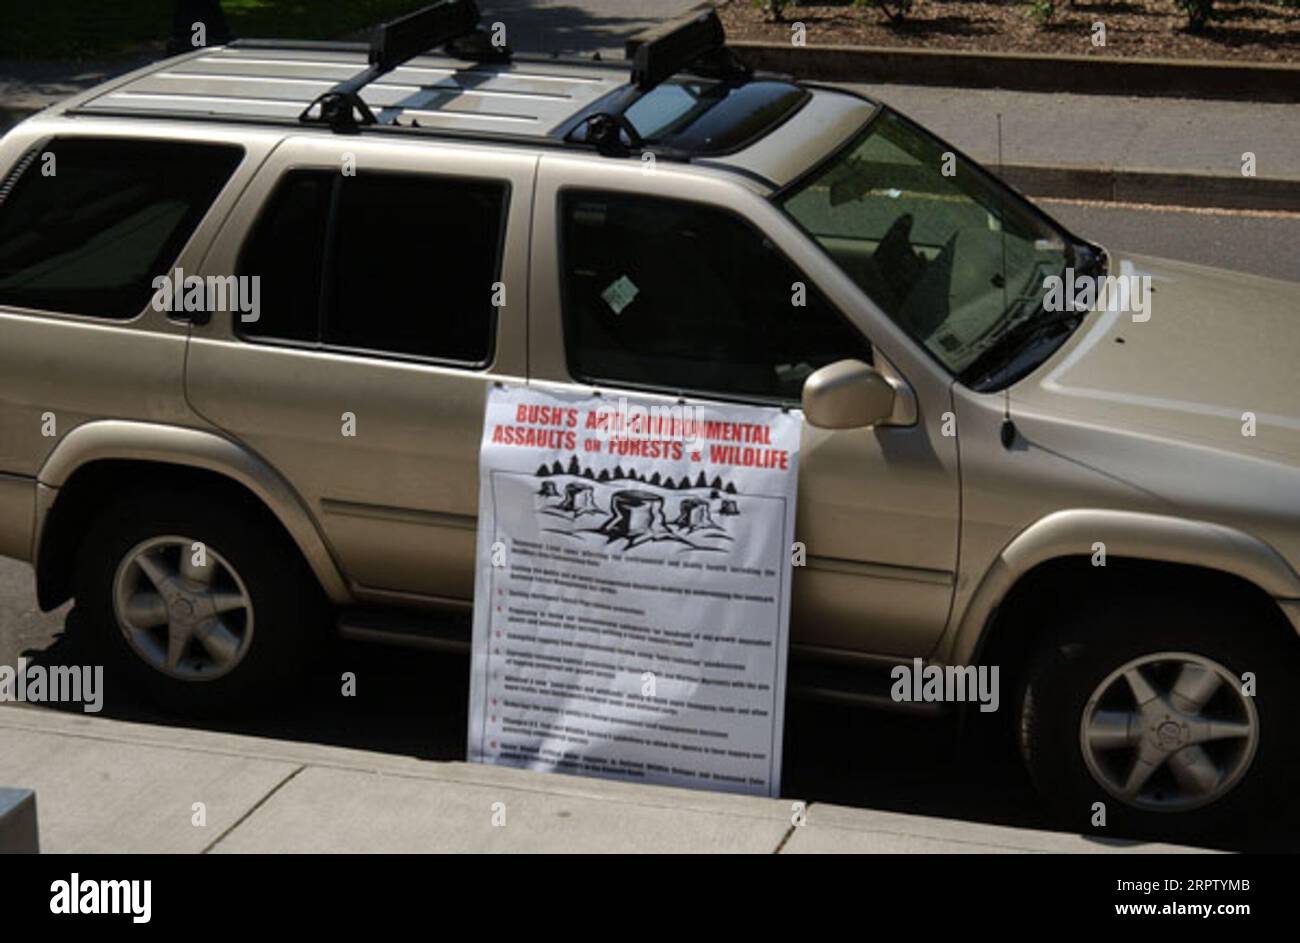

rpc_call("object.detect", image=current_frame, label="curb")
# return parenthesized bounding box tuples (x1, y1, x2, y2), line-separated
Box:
(0, 707, 1212, 853)
(1001, 164, 1300, 212)
(731, 41, 1300, 104)
(0, 787, 39, 853)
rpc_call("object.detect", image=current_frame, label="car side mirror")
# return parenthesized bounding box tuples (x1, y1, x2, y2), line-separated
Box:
(801, 359, 897, 430)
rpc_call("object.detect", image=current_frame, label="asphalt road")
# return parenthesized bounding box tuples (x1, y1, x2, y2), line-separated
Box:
(2, 200, 1298, 852)
(1042, 199, 1300, 283)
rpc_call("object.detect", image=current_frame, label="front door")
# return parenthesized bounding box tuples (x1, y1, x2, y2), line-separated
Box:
(527, 156, 960, 658)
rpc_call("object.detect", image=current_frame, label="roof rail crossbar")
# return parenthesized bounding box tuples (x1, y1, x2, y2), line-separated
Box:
(566, 5, 748, 156)
(299, 0, 488, 133)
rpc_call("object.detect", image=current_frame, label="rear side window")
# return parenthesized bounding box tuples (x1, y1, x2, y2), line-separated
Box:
(560, 191, 872, 403)
(238, 170, 332, 344)
(0, 138, 243, 319)
(239, 170, 507, 366)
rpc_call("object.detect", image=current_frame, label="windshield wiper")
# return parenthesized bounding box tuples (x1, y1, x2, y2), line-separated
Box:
(962, 306, 1086, 391)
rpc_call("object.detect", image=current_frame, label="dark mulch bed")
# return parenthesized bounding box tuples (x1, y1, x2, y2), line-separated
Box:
(720, 0, 1300, 62)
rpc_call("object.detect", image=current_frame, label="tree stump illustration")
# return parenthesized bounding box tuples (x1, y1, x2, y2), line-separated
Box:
(560, 482, 598, 513)
(673, 497, 717, 530)
(599, 490, 672, 542)
(538, 480, 559, 498)
(718, 499, 740, 517)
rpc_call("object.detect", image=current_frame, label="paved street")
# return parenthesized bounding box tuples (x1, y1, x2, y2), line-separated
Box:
(1042, 199, 1300, 283)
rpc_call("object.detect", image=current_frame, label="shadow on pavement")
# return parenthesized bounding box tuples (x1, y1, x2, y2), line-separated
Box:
(17, 604, 1297, 853)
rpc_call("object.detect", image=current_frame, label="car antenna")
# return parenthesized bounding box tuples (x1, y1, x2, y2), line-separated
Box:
(996, 112, 1017, 451)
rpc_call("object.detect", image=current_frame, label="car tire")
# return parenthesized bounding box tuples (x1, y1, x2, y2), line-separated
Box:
(74, 490, 326, 716)
(1018, 596, 1299, 841)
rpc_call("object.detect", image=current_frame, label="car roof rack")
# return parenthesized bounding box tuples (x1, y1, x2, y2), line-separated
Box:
(300, 0, 506, 133)
(565, 4, 751, 155)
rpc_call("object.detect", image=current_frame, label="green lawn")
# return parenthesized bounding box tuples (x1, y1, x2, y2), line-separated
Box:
(1, 0, 436, 59)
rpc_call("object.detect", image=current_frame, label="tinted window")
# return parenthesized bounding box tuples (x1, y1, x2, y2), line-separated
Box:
(626, 80, 808, 154)
(238, 170, 332, 343)
(561, 192, 872, 402)
(777, 111, 1071, 381)
(569, 80, 809, 155)
(237, 170, 506, 365)
(0, 138, 242, 318)
(328, 174, 505, 363)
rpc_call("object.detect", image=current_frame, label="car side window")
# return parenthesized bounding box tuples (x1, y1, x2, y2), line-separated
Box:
(0, 138, 243, 319)
(238, 169, 508, 366)
(238, 170, 332, 344)
(560, 191, 872, 403)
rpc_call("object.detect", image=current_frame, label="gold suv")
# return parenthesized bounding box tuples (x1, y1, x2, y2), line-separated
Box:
(0, 4, 1297, 838)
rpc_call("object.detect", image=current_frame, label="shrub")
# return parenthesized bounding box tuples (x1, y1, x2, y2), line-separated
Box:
(1176, 0, 1215, 31)
(752, 0, 793, 22)
(1027, 0, 1057, 25)
(859, 0, 916, 24)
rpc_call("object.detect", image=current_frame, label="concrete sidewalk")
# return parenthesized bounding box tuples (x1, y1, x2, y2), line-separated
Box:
(0, 705, 1207, 853)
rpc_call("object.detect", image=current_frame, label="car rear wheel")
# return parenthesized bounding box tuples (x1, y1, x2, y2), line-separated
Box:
(1018, 598, 1299, 841)
(75, 491, 325, 715)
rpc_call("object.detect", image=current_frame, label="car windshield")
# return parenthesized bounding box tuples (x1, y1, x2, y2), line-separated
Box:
(777, 109, 1074, 380)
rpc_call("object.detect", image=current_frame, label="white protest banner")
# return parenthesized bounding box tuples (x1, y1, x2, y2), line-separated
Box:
(467, 385, 800, 797)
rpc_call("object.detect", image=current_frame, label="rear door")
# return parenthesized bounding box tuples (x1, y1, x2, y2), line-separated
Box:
(528, 156, 961, 658)
(187, 135, 534, 606)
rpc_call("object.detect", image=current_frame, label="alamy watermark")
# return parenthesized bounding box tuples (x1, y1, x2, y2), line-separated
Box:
(597, 398, 707, 449)
(50, 874, 150, 923)
(150, 266, 260, 322)
(0, 658, 103, 713)
(890, 658, 999, 712)
(1043, 268, 1151, 322)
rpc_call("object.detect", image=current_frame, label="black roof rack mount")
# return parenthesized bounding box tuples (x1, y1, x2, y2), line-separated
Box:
(626, 3, 744, 91)
(300, 0, 506, 133)
(567, 4, 750, 155)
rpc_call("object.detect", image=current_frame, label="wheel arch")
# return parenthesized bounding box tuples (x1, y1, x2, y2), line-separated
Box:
(34, 420, 349, 609)
(948, 508, 1300, 671)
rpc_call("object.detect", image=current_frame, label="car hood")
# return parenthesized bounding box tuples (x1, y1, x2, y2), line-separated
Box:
(1004, 252, 1300, 570)
(1015, 252, 1300, 467)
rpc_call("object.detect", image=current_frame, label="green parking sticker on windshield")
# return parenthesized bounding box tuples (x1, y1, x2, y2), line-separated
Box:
(601, 275, 639, 315)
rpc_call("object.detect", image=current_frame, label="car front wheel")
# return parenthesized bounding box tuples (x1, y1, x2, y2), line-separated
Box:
(1018, 598, 1299, 841)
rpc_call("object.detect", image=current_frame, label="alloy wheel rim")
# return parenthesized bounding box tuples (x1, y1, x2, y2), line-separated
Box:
(111, 536, 254, 681)
(1079, 651, 1258, 813)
